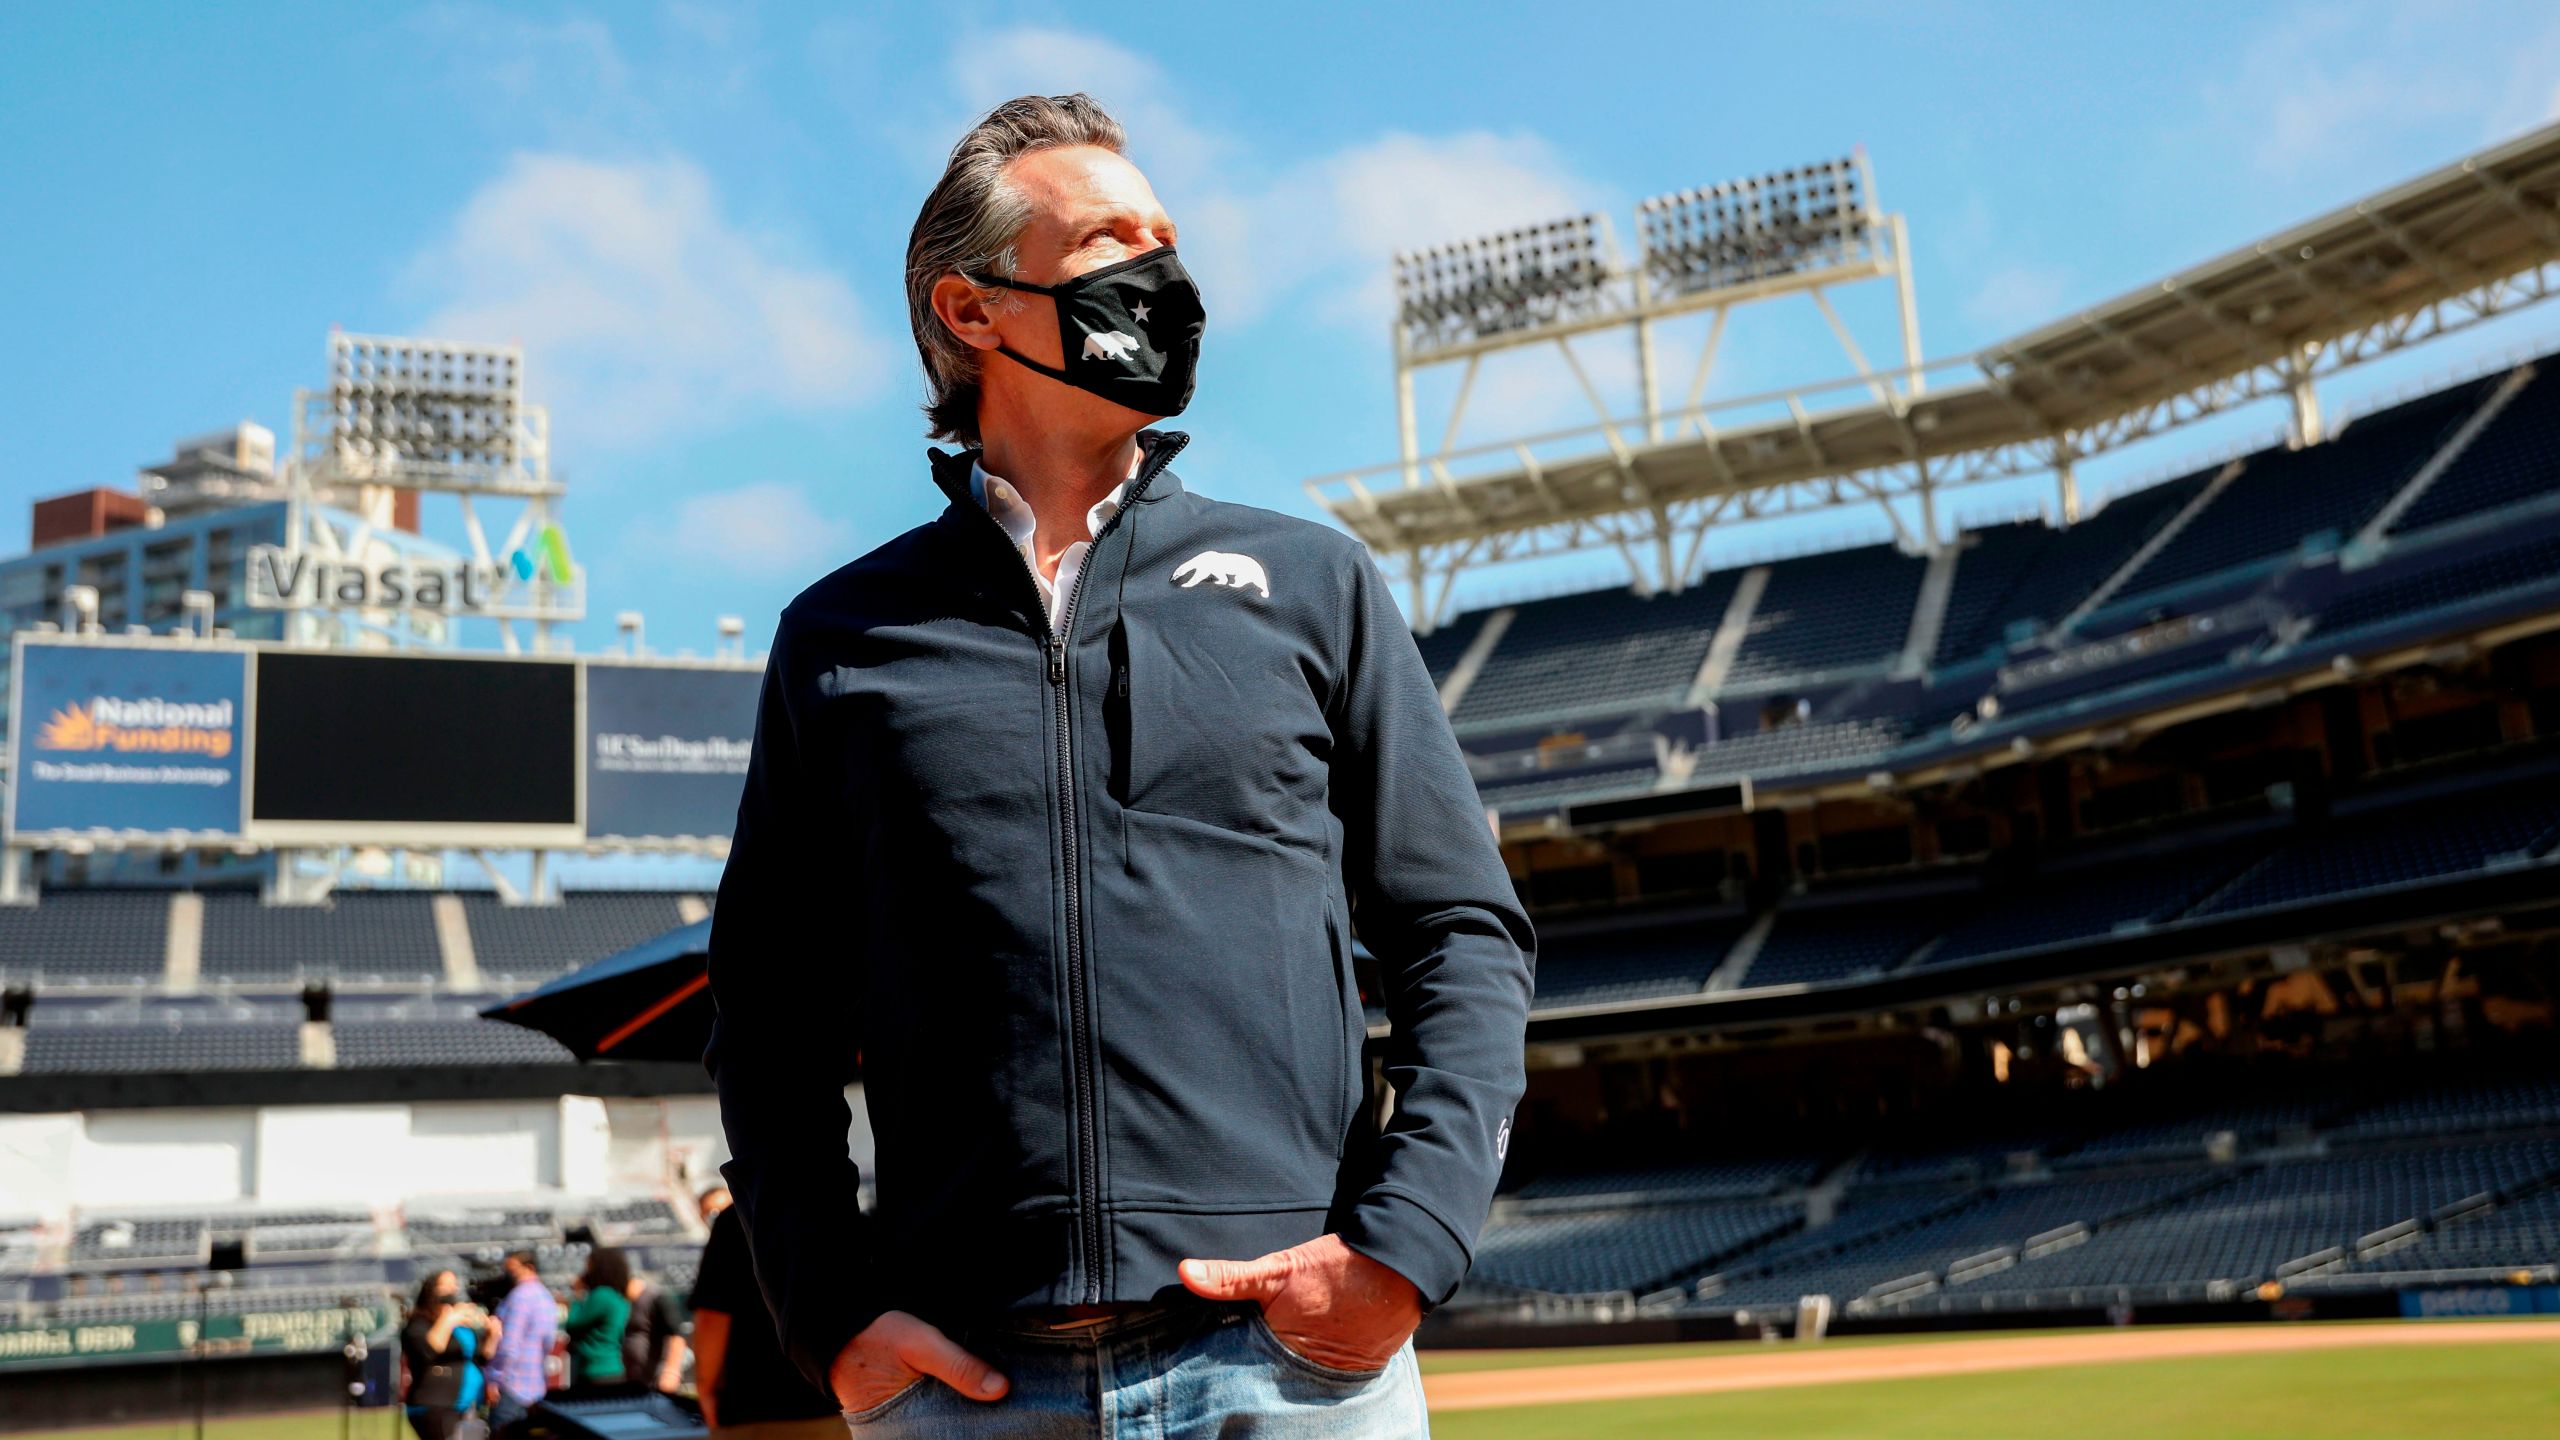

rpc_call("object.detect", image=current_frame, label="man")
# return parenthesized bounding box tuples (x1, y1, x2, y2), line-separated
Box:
(623, 1267, 690, 1392)
(485, 1250, 557, 1434)
(705, 92, 1534, 1437)
(690, 1190, 846, 1438)
(697, 1184, 732, 1225)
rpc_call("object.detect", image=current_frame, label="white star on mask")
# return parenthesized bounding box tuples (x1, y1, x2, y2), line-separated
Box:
(1132, 302, 1151, 323)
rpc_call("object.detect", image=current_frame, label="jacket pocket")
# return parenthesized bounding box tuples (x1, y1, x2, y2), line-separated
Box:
(1105, 616, 1135, 806)
(1325, 903, 1356, 1154)
(1097, 807, 1344, 1205)
(1116, 609, 1326, 846)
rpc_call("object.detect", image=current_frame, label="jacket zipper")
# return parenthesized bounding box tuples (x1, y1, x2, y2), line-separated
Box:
(965, 432, 1190, 1304)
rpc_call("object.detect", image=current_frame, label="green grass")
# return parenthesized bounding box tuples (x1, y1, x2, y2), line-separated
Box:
(1419, 1325, 2126, 1373)
(28, 1326, 2560, 1439)
(26, 1415, 387, 1440)
(1430, 1337, 2560, 1440)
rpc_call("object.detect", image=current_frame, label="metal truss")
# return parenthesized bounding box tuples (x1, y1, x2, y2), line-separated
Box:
(1367, 252, 2560, 630)
(1329, 122, 2560, 629)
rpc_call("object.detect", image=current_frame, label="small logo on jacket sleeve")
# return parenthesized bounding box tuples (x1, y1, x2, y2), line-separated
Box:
(1495, 1116, 1512, 1161)
(1171, 550, 1271, 599)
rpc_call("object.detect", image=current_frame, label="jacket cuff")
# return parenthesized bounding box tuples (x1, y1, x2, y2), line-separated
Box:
(1338, 1189, 1473, 1313)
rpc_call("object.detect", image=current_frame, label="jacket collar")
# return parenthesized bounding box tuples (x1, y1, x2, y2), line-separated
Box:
(928, 428, 1188, 512)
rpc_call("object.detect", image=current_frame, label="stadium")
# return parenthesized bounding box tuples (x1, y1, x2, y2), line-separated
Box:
(9, 69, 2560, 1440)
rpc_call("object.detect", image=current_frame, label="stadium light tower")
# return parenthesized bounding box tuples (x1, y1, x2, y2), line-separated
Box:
(275, 330, 583, 653)
(1382, 150, 1924, 620)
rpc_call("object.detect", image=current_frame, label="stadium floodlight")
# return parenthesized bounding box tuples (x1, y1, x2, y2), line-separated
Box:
(1636, 154, 1881, 302)
(617, 609, 647, 656)
(316, 333, 524, 480)
(1393, 213, 1621, 357)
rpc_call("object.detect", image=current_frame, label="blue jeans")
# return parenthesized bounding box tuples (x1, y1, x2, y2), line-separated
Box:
(843, 1298, 1429, 1438)
(487, 1391, 534, 1434)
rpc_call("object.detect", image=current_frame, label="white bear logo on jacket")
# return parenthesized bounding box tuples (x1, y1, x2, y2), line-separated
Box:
(1171, 550, 1270, 599)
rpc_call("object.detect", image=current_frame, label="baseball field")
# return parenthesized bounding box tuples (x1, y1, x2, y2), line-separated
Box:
(25, 1320, 2558, 1438)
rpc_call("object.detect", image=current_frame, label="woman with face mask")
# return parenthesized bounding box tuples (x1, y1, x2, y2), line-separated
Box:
(401, 1269, 493, 1440)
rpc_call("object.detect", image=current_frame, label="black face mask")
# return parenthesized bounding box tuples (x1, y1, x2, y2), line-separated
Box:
(970, 246, 1206, 417)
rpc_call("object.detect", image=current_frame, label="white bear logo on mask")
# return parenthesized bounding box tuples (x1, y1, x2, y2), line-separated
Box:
(1171, 550, 1270, 599)
(1082, 330, 1143, 363)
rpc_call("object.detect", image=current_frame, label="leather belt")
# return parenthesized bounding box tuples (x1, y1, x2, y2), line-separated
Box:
(1009, 1300, 1175, 1332)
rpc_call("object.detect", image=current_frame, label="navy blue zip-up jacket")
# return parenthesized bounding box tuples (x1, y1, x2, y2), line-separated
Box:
(703, 429, 1535, 1392)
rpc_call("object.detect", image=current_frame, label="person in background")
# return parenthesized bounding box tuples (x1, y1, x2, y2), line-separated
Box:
(697, 1183, 732, 1224)
(401, 1269, 489, 1440)
(688, 1194, 843, 1438)
(487, 1250, 557, 1434)
(623, 1265, 690, 1392)
(560, 1246, 633, 1391)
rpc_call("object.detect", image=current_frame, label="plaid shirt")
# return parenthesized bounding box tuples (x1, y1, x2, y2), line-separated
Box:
(489, 1276, 558, 1403)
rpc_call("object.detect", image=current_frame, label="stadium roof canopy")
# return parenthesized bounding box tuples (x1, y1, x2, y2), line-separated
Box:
(1311, 121, 2560, 613)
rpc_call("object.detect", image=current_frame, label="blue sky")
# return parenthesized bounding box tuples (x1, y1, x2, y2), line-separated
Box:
(6, 0, 2560, 654)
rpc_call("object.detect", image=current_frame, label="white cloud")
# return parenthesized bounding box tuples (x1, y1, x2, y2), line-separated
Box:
(624, 481, 855, 573)
(944, 27, 1225, 190)
(1292, 130, 1607, 325)
(401, 153, 884, 449)
(1963, 260, 2075, 337)
(923, 27, 1605, 335)
(2203, 1, 2560, 178)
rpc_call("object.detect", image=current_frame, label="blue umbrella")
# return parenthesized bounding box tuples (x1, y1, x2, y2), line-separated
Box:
(480, 917, 713, 1063)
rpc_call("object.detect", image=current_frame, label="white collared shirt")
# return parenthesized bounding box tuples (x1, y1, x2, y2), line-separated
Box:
(970, 458, 1129, 637)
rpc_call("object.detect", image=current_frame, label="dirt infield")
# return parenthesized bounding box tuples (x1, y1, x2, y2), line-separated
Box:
(1423, 1319, 2560, 1411)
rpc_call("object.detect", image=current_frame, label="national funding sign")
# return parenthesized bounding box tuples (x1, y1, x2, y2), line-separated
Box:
(8, 644, 247, 837)
(585, 663, 760, 841)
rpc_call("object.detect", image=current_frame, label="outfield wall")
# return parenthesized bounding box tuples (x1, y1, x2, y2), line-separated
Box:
(0, 1091, 782, 1222)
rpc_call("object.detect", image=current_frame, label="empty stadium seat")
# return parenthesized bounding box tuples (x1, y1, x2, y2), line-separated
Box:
(1722, 544, 1925, 691)
(2392, 366, 2560, 533)
(1931, 522, 2060, 667)
(464, 892, 700, 986)
(197, 892, 443, 982)
(2313, 529, 2560, 643)
(1451, 573, 1740, 730)
(1532, 916, 1749, 1010)
(22, 1022, 301, 1074)
(1413, 608, 1487, 687)
(2116, 380, 2487, 600)
(1741, 899, 1962, 988)
(333, 1019, 575, 1067)
(1473, 1200, 1798, 1296)
(0, 892, 170, 983)
(2192, 776, 2560, 918)
(1922, 837, 2270, 969)
(1940, 468, 2215, 657)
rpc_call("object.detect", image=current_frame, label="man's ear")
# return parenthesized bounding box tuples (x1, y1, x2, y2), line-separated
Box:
(930, 272, 1004, 353)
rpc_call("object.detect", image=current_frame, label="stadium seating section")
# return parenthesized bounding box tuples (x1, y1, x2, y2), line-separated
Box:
(1419, 350, 2560, 823)
(5, 1197, 708, 1336)
(1458, 1056, 2560, 1317)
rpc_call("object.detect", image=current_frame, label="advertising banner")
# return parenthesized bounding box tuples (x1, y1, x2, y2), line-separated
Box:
(9, 643, 247, 836)
(0, 1302, 394, 1370)
(584, 662, 760, 840)
(2399, 1284, 2560, 1318)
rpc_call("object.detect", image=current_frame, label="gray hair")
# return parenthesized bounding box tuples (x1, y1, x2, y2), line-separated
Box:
(906, 93, 1128, 446)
